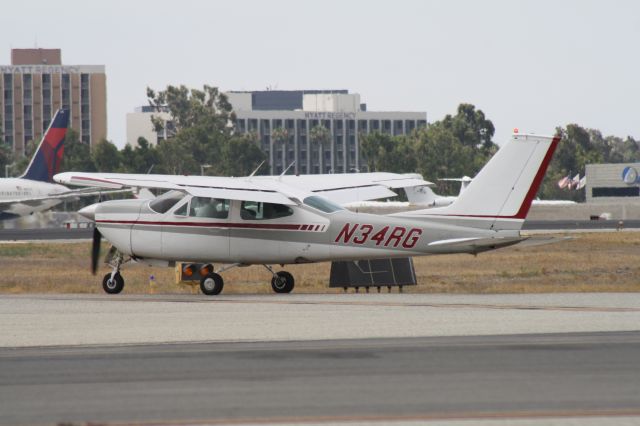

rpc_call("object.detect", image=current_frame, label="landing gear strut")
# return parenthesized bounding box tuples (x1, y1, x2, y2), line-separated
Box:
(264, 265, 295, 294)
(102, 250, 125, 294)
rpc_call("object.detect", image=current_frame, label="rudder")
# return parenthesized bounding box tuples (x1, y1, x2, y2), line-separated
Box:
(21, 109, 69, 182)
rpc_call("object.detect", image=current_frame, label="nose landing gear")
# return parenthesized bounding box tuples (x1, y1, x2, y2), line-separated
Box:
(102, 272, 124, 294)
(101, 249, 126, 295)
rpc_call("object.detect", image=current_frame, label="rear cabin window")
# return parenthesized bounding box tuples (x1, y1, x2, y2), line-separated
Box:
(240, 201, 293, 220)
(303, 195, 344, 213)
(189, 197, 230, 219)
(149, 191, 185, 214)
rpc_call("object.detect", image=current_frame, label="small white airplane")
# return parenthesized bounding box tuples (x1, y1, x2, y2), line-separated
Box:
(0, 109, 122, 220)
(345, 173, 574, 212)
(56, 132, 559, 295)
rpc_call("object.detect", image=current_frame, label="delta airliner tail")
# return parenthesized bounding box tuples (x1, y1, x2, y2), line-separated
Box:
(20, 109, 69, 183)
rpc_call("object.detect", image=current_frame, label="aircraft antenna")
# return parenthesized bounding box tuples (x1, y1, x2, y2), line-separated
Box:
(247, 161, 265, 181)
(279, 161, 296, 179)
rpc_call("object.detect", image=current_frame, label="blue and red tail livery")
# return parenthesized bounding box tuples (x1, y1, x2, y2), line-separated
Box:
(21, 109, 69, 183)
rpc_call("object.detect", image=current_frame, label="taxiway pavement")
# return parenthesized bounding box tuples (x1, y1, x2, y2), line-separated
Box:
(1, 293, 639, 426)
(1, 293, 640, 347)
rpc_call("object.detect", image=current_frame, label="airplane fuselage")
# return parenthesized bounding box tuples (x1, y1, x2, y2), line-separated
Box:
(0, 178, 69, 218)
(93, 196, 516, 266)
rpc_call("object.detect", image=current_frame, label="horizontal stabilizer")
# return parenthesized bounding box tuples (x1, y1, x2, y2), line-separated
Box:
(428, 236, 528, 251)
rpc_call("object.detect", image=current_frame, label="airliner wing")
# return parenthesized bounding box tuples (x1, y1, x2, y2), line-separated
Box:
(0, 187, 132, 209)
(258, 172, 433, 204)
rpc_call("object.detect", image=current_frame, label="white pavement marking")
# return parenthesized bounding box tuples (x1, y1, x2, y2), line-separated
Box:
(0, 293, 639, 348)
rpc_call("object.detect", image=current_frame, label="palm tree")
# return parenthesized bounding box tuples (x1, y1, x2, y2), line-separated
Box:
(310, 125, 331, 173)
(271, 127, 289, 174)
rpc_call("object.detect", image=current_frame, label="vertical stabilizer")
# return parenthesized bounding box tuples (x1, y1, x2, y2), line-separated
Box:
(398, 133, 560, 230)
(20, 109, 69, 182)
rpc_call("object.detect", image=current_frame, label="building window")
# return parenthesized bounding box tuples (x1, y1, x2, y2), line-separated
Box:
(394, 120, 403, 135)
(592, 187, 640, 197)
(61, 74, 71, 111)
(297, 119, 307, 134)
(42, 74, 52, 130)
(81, 73, 91, 143)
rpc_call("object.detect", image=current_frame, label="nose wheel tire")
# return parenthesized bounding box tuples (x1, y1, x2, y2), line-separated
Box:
(271, 271, 294, 294)
(200, 273, 224, 295)
(102, 272, 124, 294)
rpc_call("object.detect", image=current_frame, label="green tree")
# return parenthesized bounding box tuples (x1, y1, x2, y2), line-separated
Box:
(92, 139, 121, 172)
(146, 84, 236, 175)
(12, 139, 38, 176)
(271, 127, 289, 173)
(0, 143, 11, 177)
(61, 129, 96, 173)
(309, 125, 331, 173)
(120, 137, 160, 173)
(441, 103, 496, 152)
(221, 133, 267, 176)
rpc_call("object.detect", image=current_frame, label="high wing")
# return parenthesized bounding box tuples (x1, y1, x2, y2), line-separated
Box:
(54, 172, 300, 205)
(54, 171, 432, 206)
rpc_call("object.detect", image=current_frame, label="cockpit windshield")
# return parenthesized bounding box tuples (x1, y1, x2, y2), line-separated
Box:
(149, 190, 185, 214)
(303, 196, 345, 213)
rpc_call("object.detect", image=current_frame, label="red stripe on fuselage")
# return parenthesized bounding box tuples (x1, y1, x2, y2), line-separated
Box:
(97, 219, 312, 231)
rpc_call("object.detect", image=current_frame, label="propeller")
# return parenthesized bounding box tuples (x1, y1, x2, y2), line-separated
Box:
(91, 227, 102, 275)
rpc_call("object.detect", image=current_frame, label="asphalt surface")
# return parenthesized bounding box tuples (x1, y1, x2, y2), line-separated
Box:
(3, 293, 640, 347)
(1, 332, 639, 425)
(0, 219, 639, 241)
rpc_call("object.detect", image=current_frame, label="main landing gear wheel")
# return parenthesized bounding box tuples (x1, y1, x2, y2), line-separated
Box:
(102, 272, 124, 294)
(271, 271, 295, 294)
(200, 272, 224, 296)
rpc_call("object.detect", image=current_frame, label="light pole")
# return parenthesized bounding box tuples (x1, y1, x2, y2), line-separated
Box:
(200, 164, 212, 175)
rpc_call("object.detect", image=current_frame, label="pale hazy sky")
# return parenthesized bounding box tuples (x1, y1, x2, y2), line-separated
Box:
(2, 0, 639, 147)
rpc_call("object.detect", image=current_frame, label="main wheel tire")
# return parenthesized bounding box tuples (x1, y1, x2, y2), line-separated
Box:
(271, 271, 294, 294)
(102, 272, 124, 294)
(200, 273, 224, 295)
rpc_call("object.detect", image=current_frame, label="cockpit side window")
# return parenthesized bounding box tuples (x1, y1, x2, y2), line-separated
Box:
(149, 190, 185, 214)
(240, 201, 293, 220)
(189, 197, 230, 219)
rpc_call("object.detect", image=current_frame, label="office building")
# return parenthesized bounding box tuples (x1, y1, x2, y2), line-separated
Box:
(228, 90, 427, 174)
(0, 48, 107, 155)
(126, 89, 427, 175)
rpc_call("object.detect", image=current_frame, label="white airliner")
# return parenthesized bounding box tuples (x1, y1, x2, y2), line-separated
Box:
(0, 109, 119, 220)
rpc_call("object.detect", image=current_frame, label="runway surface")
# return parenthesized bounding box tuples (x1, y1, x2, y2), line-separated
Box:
(1, 332, 640, 425)
(1, 294, 639, 425)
